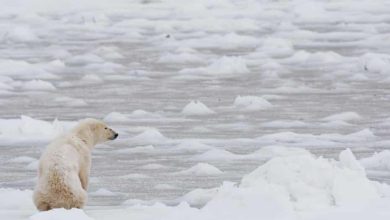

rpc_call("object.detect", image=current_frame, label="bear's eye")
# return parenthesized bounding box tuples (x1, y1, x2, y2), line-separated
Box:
(104, 127, 107, 130)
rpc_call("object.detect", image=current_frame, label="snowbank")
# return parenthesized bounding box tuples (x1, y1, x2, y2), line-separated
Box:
(0, 148, 389, 220)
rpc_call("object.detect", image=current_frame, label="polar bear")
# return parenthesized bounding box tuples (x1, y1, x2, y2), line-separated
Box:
(33, 118, 118, 211)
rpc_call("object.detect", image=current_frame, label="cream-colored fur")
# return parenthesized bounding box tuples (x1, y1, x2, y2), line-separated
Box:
(33, 118, 118, 211)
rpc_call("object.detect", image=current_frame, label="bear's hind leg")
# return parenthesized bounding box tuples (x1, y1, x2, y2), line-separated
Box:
(37, 201, 51, 211)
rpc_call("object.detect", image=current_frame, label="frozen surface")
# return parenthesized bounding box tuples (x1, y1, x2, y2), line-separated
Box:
(1, 0, 390, 219)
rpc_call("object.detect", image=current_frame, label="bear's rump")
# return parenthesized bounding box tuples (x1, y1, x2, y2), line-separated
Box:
(44, 167, 87, 209)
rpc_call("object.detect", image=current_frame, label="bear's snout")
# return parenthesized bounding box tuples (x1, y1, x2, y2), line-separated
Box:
(110, 131, 118, 140)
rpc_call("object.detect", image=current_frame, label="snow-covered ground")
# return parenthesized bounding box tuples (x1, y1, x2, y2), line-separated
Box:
(1, 0, 390, 219)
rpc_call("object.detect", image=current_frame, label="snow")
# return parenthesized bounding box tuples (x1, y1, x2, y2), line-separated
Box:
(21, 80, 56, 91)
(2, 148, 390, 220)
(260, 38, 295, 58)
(360, 151, 390, 171)
(8, 156, 37, 163)
(2, 0, 390, 219)
(54, 97, 88, 107)
(130, 128, 168, 143)
(182, 101, 215, 116)
(234, 95, 272, 111)
(30, 209, 93, 220)
(179, 56, 249, 77)
(322, 112, 362, 122)
(103, 112, 129, 122)
(90, 188, 117, 196)
(81, 74, 104, 84)
(174, 163, 223, 176)
(0, 116, 75, 142)
(5, 26, 38, 43)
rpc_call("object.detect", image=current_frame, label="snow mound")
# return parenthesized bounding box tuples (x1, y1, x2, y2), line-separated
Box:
(0, 59, 55, 79)
(104, 112, 129, 122)
(360, 53, 390, 74)
(81, 74, 103, 83)
(284, 50, 344, 64)
(175, 163, 223, 176)
(322, 112, 361, 122)
(193, 149, 240, 161)
(179, 56, 249, 76)
(261, 120, 306, 128)
(90, 188, 117, 196)
(54, 96, 88, 107)
(182, 100, 215, 116)
(234, 95, 272, 111)
(129, 110, 161, 119)
(66, 53, 104, 65)
(260, 38, 294, 58)
(119, 173, 150, 179)
(5, 26, 38, 42)
(26, 160, 39, 171)
(93, 46, 124, 59)
(114, 145, 155, 154)
(30, 208, 94, 220)
(158, 52, 205, 64)
(360, 150, 390, 170)
(154, 184, 176, 190)
(175, 140, 213, 152)
(130, 128, 167, 143)
(21, 80, 56, 91)
(0, 188, 34, 210)
(8, 156, 37, 163)
(179, 188, 219, 206)
(141, 163, 167, 170)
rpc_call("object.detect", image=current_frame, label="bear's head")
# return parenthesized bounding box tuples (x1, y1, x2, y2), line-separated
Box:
(76, 118, 118, 145)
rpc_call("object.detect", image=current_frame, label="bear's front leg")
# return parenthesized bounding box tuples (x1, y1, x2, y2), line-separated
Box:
(79, 170, 89, 190)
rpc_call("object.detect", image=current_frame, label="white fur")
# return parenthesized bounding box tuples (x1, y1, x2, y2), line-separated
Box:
(33, 118, 117, 211)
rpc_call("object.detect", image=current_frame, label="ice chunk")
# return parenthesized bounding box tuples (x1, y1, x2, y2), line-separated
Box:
(360, 53, 390, 74)
(322, 112, 361, 122)
(0, 116, 75, 141)
(90, 188, 117, 196)
(81, 74, 103, 84)
(174, 163, 223, 176)
(54, 96, 88, 107)
(360, 150, 390, 170)
(179, 187, 219, 206)
(234, 95, 272, 111)
(260, 38, 294, 57)
(8, 156, 37, 163)
(5, 26, 38, 42)
(103, 112, 129, 122)
(179, 56, 249, 76)
(21, 80, 56, 91)
(182, 100, 215, 116)
(131, 128, 167, 143)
